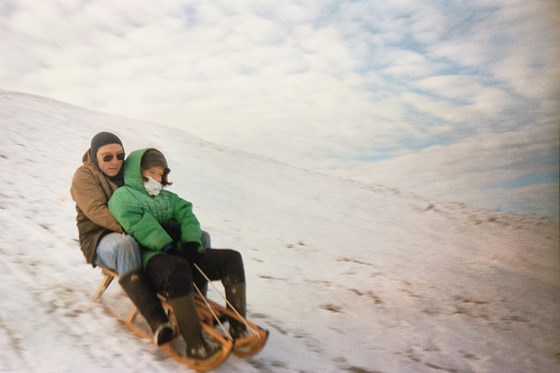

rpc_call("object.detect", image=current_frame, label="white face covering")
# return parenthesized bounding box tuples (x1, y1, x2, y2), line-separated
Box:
(144, 176, 163, 196)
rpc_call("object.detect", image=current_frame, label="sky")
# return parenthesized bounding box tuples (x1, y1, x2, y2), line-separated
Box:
(0, 0, 559, 220)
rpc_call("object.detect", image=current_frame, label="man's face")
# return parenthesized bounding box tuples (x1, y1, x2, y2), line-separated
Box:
(96, 144, 125, 177)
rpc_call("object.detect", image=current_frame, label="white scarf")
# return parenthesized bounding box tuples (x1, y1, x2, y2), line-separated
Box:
(144, 176, 163, 196)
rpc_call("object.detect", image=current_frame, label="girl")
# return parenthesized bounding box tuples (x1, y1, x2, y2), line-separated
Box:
(108, 148, 249, 365)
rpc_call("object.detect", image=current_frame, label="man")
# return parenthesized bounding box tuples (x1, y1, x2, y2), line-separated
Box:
(70, 131, 175, 346)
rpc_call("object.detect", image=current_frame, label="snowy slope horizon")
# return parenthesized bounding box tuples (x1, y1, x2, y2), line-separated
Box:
(0, 90, 559, 372)
(2, 89, 557, 223)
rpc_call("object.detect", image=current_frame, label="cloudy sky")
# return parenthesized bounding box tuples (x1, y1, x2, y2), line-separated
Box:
(1, 0, 559, 219)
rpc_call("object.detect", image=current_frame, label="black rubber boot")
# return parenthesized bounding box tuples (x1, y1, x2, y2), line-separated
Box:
(225, 283, 248, 339)
(168, 294, 220, 360)
(119, 269, 176, 345)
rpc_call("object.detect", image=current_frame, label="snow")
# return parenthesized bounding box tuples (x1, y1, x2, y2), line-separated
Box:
(0, 89, 558, 373)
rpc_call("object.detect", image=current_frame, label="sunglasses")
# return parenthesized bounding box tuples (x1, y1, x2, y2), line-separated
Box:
(99, 152, 125, 162)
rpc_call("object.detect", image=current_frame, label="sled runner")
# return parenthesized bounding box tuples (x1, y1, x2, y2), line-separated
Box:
(93, 268, 268, 371)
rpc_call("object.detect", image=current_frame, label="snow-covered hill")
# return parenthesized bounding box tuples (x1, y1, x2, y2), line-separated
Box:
(0, 90, 558, 372)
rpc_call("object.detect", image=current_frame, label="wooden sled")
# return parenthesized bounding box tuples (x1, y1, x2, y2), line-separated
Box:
(93, 268, 268, 371)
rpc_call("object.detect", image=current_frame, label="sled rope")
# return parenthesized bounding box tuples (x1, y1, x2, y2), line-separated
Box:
(193, 281, 232, 340)
(193, 263, 256, 337)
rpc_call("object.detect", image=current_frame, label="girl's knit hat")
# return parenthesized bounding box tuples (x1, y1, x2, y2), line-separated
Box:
(141, 148, 171, 186)
(141, 148, 168, 170)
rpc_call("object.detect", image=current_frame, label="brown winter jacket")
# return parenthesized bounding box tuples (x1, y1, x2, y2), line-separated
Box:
(70, 150, 123, 266)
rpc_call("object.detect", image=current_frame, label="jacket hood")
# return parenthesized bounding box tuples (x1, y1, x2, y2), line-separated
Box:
(124, 148, 150, 191)
(81, 149, 94, 166)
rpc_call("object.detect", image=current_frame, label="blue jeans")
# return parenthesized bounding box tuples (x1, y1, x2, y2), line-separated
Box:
(201, 230, 211, 249)
(95, 231, 212, 277)
(94, 233, 142, 276)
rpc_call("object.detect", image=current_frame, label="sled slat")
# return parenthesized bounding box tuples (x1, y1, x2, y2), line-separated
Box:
(93, 269, 116, 301)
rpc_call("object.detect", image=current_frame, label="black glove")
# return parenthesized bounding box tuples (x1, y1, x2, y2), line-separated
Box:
(182, 241, 206, 254)
(166, 242, 205, 262)
(182, 241, 206, 262)
(166, 247, 187, 259)
(162, 242, 187, 258)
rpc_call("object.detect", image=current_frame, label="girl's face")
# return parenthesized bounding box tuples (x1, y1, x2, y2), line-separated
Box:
(142, 166, 165, 183)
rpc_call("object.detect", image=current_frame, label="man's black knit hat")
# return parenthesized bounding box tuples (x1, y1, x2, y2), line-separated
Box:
(90, 131, 123, 160)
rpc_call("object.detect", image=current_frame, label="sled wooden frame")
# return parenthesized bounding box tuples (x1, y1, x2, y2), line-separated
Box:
(93, 268, 269, 370)
(93, 268, 232, 372)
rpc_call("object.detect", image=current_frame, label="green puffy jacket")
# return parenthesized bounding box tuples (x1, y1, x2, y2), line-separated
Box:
(108, 148, 202, 267)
